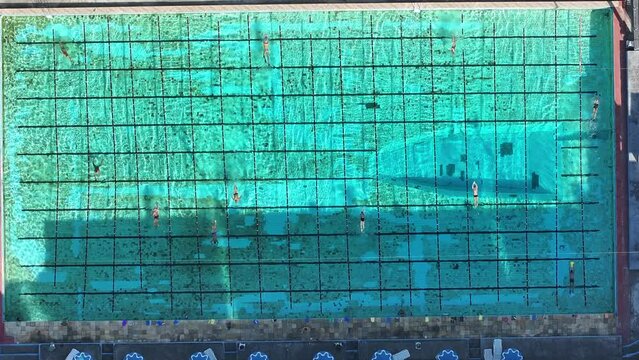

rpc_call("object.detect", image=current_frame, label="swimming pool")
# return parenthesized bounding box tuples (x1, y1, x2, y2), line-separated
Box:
(1, 8, 615, 321)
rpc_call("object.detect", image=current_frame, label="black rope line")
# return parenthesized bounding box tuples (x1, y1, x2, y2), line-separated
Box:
(308, 29, 324, 311)
(399, 17, 413, 308)
(20, 284, 601, 297)
(561, 145, 599, 149)
(461, 29, 473, 306)
(278, 25, 294, 309)
(522, 28, 530, 307)
(18, 149, 375, 156)
(107, 18, 119, 311)
(156, 17, 175, 312)
(126, 25, 145, 290)
(16, 62, 601, 74)
(338, 30, 352, 303)
(554, 9, 560, 307)
(492, 23, 501, 303)
(185, 18, 205, 316)
(370, 17, 383, 311)
(428, 20, 443, 311)
(216, 19, 233, 315)
(561, 173, 598, 177)
(16, 117, 589, 129)
(577, 13, 588, 306)
(81, 22, 92, 311)
(246, 16, 263, 313)
(14, 33, 597, 46)
(20, 228, 599, 241)
(21, 176, 376, 185)
(21, 200, 600, 212)
(23, 256, 601, 268)
(16, 90, 598, 101)
(51, 29, 61, 287)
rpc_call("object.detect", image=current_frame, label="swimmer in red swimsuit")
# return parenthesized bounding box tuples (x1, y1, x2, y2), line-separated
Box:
(233, 184, 241, 203)
(152, 203, 160, 227)
(59, 41, 72, 63)
(92, 158, 101, 181)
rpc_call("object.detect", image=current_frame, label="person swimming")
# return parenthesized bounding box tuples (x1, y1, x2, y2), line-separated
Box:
(472, 181, 479, 208)
(59, 41, 72, 62)
(262, 35, 271, 67)
(92, 158, 102, 181)
(591, 95, 599, 120)
(211, 219, 218, 245)
(360, 210, 365, 233)
(450, 35, 457, 56)
(152, 203, 160, 227)
(233, 184, 241, 203)
(569, 261, 575, 295)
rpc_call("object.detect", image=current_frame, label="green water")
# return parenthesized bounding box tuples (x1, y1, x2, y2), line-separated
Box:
(1, 9, 615, 321)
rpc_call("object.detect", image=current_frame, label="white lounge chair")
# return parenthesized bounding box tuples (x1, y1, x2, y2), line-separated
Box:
(203, 348, 218, 360)
(492, 339, 502, 360)
(65, 349, 79, 360)
(484, 349, 493, 360)
(392, 349, 410, 360)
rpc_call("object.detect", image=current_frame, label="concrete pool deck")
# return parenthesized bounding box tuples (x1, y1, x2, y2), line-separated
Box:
(0, 1, 621, 16)
(3, 313, 617, 343)
(0, 0, 632, 346)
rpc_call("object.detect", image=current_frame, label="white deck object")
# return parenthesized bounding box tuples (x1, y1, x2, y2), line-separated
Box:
(203, 348, 217, 360)
(492, 339, 502, 360)
(392, 349, 410, 360)
(65, 349, 79, 360)
(484, 349, 493, 360)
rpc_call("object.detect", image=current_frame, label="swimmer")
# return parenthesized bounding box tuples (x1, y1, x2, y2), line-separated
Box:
(91, 158, 102, 181)
(360, 210, 365, 233)
(591, 95, 599, 120)
(152, 203, 160, 227)
(233, 184, 241, 203)
(59, 41, 72, 63)
(450, 35, 457, 56)
(569, 261, 575, 295)
(472, 181, 479, 208)
(262, 35, 271, 67)
(211, 219, 218, 245)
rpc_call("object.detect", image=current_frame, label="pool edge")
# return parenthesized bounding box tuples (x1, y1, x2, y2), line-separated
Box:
(0, 1, 615, 16)
(613, 0, 631, 344)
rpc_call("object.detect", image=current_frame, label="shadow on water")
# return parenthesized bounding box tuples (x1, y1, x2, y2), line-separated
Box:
(5, 187, 607, 322)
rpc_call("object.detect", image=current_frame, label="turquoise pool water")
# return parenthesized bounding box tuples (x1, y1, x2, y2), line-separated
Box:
(1, 8, 615, 321)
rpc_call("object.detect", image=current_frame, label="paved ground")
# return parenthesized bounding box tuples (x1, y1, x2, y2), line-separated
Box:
(4, 314, 617, 343)
(0, 1, 615, 15)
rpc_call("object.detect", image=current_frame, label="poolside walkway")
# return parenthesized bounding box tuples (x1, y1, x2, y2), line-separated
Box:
(4, 314, 617, 343)
(0, 1, 614, 15)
